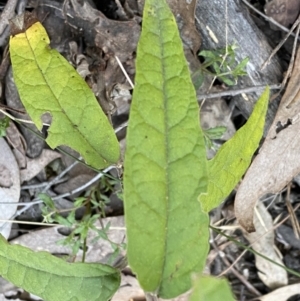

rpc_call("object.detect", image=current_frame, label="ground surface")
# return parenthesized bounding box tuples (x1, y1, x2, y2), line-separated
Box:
(0, 0, 300, 300)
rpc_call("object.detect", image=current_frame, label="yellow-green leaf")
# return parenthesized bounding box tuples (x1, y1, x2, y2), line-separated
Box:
(189, 276, 235, 301)
(124, 0, 209, 298)
(0, 235, 120, 301)
(199, 87, 269, 212)
(9, 18, 120, 169)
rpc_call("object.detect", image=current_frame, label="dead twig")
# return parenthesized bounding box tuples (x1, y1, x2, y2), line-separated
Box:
(285, 184, 300, 239)
(217, 202, 300, 277)
(241, 0, 300, 37)
(261, 14, 300, 70)
(197, 84, 281, 100)
(211, 238, 262, 297)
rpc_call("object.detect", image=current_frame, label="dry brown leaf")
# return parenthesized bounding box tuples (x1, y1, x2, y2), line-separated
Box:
(200, 98, 236, 140)
(0, 138, 20, 239)
(5, 66, 46, 158)
(243, 202, 287, 289)
(265, 0, 300, 29)
(138, 0, 200, 54)
(259, 283, 300, 301)
(65, 0, 140, 62)
(0, 294, 22, 301)
(112, 275, 144, 301)
(0, 277, 15, 294)
(20, 149, 61, 183)
(5, 121, 27, 169)
(166, 0, 201, 54)
(0, 164, 12, 188)
(54, 174, 95, 200)
(235, 47, 300, 232)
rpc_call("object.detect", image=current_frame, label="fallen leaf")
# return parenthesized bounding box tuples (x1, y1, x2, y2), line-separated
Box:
(54, 174, 95, 200)
(166, 0, 201, 54)
(259, 283, 300, 301)
(65, 0, 140, 62)
(235, 47, 300, 232)
(111, 275, 144, 301)
(0, 164, 12, 188)
(243, 202, 288, 289)
(0, 295, 22, 301)
(0, 277, 16, 294)
(0, 138, 20, 239)
(200, 98, 236, 141)
(5, 121, 27, 169)
(265, 0, 300, 29)
(20, 149, 61, 183)
(276, 224, 300, 249)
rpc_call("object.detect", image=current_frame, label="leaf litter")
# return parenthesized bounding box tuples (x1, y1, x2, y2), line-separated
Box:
(0, 0, 299, 300)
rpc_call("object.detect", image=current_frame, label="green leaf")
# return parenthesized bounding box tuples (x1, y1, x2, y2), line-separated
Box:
(192, 69, 204, 90)
(0, 116, 10, 137)
(0, 235, 120, 301)
(189, 276, 235, 301)
(204, 126, 227, 140)
(199, 87, 269, 212)
(219, 76, 235, 86)
(9, 19, 120, 169)
(39, 193, 56, 210)
(124, 0, 209, 298)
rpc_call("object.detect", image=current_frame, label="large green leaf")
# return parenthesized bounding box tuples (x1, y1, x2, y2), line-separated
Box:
(0, 235, 120, 301)
(189, 276, 235, 301)
(124, 0, 209, 298)
(199, 87, 269, 212)
(9, 18, 120, 169)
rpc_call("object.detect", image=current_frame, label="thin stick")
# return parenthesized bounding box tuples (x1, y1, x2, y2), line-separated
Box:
(197, 84, 281, 100)
(0, 103, 26, 115)
(281, 22, 300, 93)
(212, 242, 262, 296)
(51, 165, 115, 201)
(241, 0, 300, 37)
(218, 202, 300, 277)
(0, 219, 56, 227)
(269, 22, 300, 102)
(261, 14, 300, 70)
(0, 108, 50, 126)
(201, 0, 229, 107)
(115, 55, 134, 89)
(42, 158, 81, 193)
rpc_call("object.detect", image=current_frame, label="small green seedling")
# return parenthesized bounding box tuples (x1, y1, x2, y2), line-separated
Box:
(199, 44, 249, 86)
(0, 116, 10, 137)
(203, 126, 227, 150)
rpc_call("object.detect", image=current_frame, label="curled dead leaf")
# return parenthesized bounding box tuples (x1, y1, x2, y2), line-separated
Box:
(0, 138, 20, 238)
(0, 164, 12, 188)
(259, 283, 300, 301)
(243, 202, 287, 288)
(235, 47, 300, 232)
(265, 0, 300, 29)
